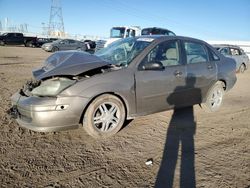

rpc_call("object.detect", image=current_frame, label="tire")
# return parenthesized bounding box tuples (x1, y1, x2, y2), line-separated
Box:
(202, 81, 225, 112)
(26, 41, 33, 47)
(51, 46, 59, 52)
(82, 94, 126, 138)
(239, 64, 246, 73)
(0, 40, 5, 46)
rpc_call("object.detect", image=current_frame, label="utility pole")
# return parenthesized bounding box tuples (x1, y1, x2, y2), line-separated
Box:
(48, 0, 65, 37)
(41, 22, 48, 35)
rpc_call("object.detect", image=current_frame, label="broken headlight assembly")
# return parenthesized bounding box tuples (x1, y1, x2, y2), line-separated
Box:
(31, 77, 76, 97)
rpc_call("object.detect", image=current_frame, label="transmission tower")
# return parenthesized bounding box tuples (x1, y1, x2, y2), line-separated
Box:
(48, 0, 65, 36)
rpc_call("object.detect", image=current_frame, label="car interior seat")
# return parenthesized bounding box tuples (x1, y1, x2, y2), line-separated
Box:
(161, 48, 179, 66)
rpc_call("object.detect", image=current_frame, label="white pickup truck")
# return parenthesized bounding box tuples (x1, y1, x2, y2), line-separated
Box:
(95, 26, 176, 51)
(95, 26, 141, 51)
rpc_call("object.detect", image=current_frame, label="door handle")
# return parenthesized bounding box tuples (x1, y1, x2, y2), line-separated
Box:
(207, 65, 213, 70)
(174, 70, 182, 77)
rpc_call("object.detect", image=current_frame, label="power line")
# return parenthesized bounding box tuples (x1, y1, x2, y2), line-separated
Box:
(100, 0, 237, 40)
(48, 0, 65, 36)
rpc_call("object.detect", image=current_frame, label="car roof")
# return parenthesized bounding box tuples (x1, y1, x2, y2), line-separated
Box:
(142, 27, 172, 31)
(136, 35, 208, 44)
(212, 44, 241, 49)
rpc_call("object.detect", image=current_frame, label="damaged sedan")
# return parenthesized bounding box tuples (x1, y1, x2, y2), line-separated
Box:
(10, 36, 237, 138)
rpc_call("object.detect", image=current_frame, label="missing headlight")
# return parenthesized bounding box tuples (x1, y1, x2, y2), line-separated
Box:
(20, 80, 41, 96)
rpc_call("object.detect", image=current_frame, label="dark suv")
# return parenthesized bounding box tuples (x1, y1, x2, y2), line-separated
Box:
(141, 27, 176, 36)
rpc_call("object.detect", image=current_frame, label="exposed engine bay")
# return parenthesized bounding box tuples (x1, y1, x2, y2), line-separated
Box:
(20, 64, 120, 97)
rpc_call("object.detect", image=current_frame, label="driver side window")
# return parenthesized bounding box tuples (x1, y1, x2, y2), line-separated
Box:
(143, 40, 180, 67)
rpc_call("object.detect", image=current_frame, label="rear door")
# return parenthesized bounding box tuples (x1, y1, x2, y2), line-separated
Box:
(68, 39, 78, 50)
(183, 41, 217, 103)
(15, 33, 24, 45)
(5, 33, 15, 44)
(135, 39, 187, 114)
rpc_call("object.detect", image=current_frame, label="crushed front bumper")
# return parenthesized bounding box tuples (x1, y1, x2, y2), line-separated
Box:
(9, 91, 89, 132)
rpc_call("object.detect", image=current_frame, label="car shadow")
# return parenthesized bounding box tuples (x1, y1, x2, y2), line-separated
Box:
(120, 119, 134, 131)
(155, 76, 199, 188)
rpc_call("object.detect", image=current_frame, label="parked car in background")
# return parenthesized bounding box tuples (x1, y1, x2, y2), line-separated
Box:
(213, 44, 249, 73)
(10, 36, 236, 138)
(0, 32, 37, 47)
(141, 27, 176, 36)
(81, 39, 96, 53)
(36, 37, 58, 47)
(41, 39, 85, 52)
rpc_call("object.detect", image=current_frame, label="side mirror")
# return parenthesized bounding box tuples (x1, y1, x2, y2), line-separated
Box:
(142, 61, 164, 71)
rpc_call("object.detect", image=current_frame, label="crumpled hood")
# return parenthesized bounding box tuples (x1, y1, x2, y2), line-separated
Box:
(33, 51, 109, 80)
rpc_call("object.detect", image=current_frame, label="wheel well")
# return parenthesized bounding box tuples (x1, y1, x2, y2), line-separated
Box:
(241, 63, 246, 68)
(79, 92, 128, 124)
(218, 80, 226, 90)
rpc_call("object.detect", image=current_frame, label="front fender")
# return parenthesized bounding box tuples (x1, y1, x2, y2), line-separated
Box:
(79, 82, 136, 118)
(61, 68, 136, 117)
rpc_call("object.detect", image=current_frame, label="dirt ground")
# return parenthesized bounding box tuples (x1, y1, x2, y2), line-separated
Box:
(0, 46, 249, 188)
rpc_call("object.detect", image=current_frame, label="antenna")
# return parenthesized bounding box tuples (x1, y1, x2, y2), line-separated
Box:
(48, 0, 65, 37)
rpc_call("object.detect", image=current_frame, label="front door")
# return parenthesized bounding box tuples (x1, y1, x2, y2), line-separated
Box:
(135, 40, 187, 115)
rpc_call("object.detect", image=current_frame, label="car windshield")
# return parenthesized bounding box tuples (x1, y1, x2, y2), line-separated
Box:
(95, 37, 154, 66)
(110, 27, 126, 38)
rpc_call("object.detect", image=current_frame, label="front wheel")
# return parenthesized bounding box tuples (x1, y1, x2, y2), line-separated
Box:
(82, 94, 126, 138)
(202, 81, 225, 112)
(0, 40, 5, 46)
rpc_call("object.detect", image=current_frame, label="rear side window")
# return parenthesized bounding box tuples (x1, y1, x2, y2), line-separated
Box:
(184, 42, 208, 64)
(16, 33, 23, 37)
(168, 32, 176, 36)
(230, 48, 241, 56)
(62, 40, 69, 44)
(240, 49, 245, 55)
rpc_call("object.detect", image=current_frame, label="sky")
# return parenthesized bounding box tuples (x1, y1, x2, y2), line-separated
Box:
(0, 0, 250, 41)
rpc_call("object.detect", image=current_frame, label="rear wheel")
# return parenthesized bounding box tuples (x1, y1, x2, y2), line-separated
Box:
(239, 64, 246, 73)
(82, 94, 126, 138)
(51, 46, 59, 52)
(202, 81, 225, 112)
(26, 41, 34, 47)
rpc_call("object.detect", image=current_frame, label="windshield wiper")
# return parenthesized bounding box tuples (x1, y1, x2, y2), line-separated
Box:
(115, 62, 128, 67)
